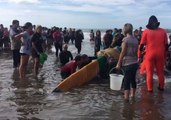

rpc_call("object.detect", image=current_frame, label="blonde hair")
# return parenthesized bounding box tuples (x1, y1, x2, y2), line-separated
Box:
(35, 25, 42, 33)
(123, 23, 133, 36)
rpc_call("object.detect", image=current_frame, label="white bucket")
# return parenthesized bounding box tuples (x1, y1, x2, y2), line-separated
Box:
(110, 73, 124, 90)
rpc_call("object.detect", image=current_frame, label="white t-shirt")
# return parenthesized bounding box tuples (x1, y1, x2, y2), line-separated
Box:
(20, 31, 32, 55)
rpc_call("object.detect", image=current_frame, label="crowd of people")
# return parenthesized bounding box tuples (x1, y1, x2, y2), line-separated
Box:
(0, 15, 171, 101)
(0, 20, 86, 79)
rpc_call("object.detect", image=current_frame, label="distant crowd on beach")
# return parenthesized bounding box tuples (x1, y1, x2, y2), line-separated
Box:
(0, 15, 171, 101)
(0, 20, 143, 78)
(0, 21, 86, 79)
(0, 22, 142, 53)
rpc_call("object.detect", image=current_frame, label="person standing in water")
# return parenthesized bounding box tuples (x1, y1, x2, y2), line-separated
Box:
(31, 25, 45, 77)
(15, 22, 33, 79)
(9, 20, 21, 68)
(138, 15, 168, 92)
(94, 30, 101, 56)
(75, 29, 84, 54)
(53, 27, 63, 57)
(90, 29, 95, 41)
(115, 23, 138, 101)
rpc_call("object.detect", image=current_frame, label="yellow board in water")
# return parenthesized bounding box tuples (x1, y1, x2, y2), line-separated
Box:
(54, 60, 99, 92)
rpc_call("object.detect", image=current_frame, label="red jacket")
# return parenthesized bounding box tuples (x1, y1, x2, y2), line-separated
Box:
(61, 60, 77, 74)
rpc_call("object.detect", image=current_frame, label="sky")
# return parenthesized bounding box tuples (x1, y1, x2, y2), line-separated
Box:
(0, 0, 171, 29)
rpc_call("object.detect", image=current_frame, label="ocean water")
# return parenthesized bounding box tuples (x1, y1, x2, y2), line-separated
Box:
(0, 32, 171, 120)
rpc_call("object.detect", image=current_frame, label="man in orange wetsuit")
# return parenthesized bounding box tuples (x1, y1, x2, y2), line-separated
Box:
(138, 15, 168, 92)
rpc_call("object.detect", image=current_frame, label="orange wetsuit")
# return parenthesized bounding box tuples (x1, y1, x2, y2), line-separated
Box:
(139, 28, 168, 91)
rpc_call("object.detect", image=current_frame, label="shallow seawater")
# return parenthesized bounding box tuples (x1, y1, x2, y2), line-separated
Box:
(0, 32, 171, 120)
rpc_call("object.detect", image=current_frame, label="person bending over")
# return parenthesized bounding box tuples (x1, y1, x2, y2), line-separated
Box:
(60, 55, 82, 79)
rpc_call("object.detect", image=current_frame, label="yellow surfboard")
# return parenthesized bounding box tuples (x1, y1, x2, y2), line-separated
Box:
(53, 60, 99, 92)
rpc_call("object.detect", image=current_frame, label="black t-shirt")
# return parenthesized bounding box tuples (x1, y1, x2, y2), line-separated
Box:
(31, 32, 44, 52)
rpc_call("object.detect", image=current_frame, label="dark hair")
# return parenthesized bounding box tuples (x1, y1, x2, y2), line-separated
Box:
(12, 20, 19, 25)
(54, 27, 59, 31)
(81, 54, 88, 59)
(134, 29, 138, 32)
(146, 15, 160, 30)
(139, 27, 142, 29)
(23, 22, 32, 29)
(74, 55, 81, 62)
(96, 30, 101, 36)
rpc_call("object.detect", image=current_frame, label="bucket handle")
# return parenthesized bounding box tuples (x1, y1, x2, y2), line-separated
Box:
(109, 67, 124, 76)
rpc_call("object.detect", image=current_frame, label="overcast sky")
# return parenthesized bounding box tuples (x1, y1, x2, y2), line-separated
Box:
(0, 0, 171, 29)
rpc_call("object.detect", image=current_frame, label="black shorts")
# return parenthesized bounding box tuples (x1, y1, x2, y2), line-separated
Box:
(20, 53, 29, 56)
(32, 49, 39, 58)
